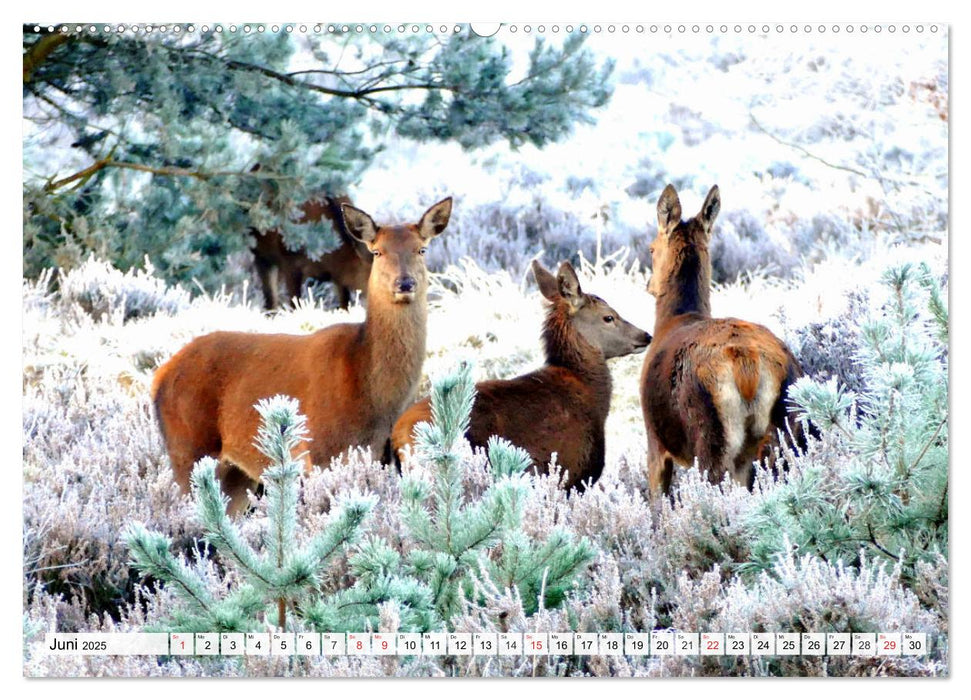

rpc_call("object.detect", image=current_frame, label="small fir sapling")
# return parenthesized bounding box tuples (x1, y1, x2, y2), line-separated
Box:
(399, 362, 595, 621)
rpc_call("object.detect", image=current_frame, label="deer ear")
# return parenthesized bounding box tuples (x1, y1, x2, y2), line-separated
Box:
(418, 197, 453, 240)
(699, 185, 721, 236)
(341, 204, 378, 245)
(532, 260, 560, 301)
(556, 261, 584, 309)
(657, 184, 682, 234)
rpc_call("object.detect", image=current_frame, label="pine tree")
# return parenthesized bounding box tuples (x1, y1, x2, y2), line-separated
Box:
(399, 362, 595, 619)
(125, 396, 381, 632)
(746, 264, 948, 580)
(23, 25, 613, 289)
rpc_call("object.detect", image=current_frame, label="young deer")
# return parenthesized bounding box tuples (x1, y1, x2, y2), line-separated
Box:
(251, 195, 373, 311)
(639, 185, 805, 495)
(154, 198, 453, 513)
(392, 260, 651, 490)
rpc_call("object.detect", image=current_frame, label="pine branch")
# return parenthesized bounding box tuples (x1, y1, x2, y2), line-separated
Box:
(44, 158, 295, 193)
(908, 414, 947, 474)
(23, 32, 72, 83)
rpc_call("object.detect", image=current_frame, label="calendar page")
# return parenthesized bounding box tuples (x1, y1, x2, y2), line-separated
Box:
(21, 12, 948, 680)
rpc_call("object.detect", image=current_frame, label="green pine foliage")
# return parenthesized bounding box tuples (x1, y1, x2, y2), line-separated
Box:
(400, 362, 595, 619)
(746, 264, 948, 579)
(23, 25, 613, 290)
(125, 396, 379, 632)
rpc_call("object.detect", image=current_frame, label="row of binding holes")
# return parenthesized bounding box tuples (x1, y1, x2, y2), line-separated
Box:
(31, 24, 941, 34)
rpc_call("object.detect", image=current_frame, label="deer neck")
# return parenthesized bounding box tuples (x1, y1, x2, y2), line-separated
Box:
(653, 245, 712, 337)
(361, 292, 428, 410)
(543, 305, 613, 417)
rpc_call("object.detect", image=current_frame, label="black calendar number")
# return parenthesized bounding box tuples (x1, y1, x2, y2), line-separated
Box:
(782, 640, 795, 651)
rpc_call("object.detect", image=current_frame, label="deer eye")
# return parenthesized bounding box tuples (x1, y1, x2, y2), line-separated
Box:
(603, 315, 615, 323)
(418, 247, 427, 256)
(371, 249, 382, 257)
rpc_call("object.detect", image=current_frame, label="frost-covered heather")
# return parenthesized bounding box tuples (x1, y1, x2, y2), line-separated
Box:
(22, 237, 947, 677)
(343, 33, 945, 287)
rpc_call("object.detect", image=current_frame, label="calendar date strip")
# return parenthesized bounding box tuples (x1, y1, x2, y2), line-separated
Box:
(42, 631, 930, 657)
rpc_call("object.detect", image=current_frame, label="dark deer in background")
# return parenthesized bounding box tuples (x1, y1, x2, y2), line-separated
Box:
(154, 198, 453, 513)
(392, 260, 651, 491)
(639, 185, 806, 495)
(250, 195, 372, 310)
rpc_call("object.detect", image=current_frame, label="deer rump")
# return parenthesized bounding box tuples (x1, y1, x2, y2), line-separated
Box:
(641, 315, 803, 487)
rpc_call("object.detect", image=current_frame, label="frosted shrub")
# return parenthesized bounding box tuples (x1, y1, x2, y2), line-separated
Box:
(781, 288, 870, 395)
(750, 264, 947, 577)
(58, 255, 190, 322)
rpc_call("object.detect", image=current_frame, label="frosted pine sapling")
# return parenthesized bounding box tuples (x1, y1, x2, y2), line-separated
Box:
(400, 362, 595, 620)
(126, 396, 375, 632)
(746, 264, 947, 578)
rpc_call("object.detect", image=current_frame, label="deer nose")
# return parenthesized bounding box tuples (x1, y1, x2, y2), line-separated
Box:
(395, 276, 417, 294)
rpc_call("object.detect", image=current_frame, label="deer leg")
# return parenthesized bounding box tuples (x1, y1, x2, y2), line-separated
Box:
(283, 266, 304, 308)
(215, 460, 259, 516)
(255, 261, 280, 311)
(647, 432, 675, 497)
(336, 284, 352, 310)
(692, 436, 731, 489)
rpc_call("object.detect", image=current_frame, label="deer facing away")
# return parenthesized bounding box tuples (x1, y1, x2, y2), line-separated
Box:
(639, 184, 806, 495)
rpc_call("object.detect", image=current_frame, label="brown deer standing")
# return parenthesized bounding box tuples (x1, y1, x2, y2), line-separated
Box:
(639, 185, 805, 495)
(251, 195, 373, 311)
(392, 260, 651, 490)
(154, 198, 453, 513)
